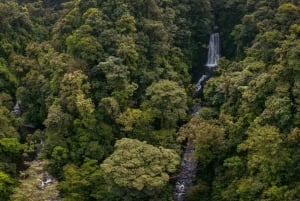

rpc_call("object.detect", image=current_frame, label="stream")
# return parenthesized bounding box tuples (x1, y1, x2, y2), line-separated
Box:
(11, 102, 60, 200)
(173, 32, 220, 201)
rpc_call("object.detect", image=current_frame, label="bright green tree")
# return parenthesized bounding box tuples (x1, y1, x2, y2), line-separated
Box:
(101, 138, 180, 200)
(0, 171, 16, 201)
(144, 79, 187, 129)
(238, 125, 291, 185)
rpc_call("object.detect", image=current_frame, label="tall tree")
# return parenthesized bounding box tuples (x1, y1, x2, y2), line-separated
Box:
(101, 138, 180, 200)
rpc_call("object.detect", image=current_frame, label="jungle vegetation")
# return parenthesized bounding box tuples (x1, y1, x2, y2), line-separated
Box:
(0, 0, 300, 200)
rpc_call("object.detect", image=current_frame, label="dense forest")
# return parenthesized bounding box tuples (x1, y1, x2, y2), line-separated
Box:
(0, 0, 300, 200)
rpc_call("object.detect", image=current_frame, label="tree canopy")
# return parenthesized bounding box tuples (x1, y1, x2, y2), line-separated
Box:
(0, 0, 300, 200)
(101, 138, 180, 200)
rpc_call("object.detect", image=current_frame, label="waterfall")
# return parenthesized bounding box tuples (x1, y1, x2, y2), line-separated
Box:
(12, 101, 21, 117)
(195, 74, 208, 93)
(174, 32, 220, 201)
(195, 33, 220, 93)
(206, 33, 220, 67)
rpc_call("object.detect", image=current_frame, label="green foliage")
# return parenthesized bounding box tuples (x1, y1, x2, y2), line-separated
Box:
(0, 59, 17, 95)
(116, 13, 137, 34)
(66, 26, 103, 64)
(0, 106, 19, 139)
(10, 160, 60, 201)
(0, 1, 34, 57)
(52, 6, 81, 50)
(101, 138, 180, 200)
(0, 138, 23, 154)
(0, 93, 14, 110)
(100, 97, 120, 118)
(0, 171, 16, 201)
(116, 108, 144, 132)
(178, 117, 227, 166)
(59, 70, 90, 113)
(0, 105, 24, 177)
(116, 107, 154, 142)
(60, 159, 109, 201)
(144, 79, 188, 129)
(186, 2, 300, 201)
(1, 0, 300, 200)
(238, 125, 291, 184)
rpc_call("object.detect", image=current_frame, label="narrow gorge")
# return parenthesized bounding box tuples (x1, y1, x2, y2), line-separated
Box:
(174, 32, 220, 201)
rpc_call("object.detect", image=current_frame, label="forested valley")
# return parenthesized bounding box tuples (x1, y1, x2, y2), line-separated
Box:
(0, 0, 300, 200)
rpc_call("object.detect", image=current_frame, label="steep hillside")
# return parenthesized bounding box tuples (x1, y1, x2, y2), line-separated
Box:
(178, 1, 300, 200)
(0, 0, 300, 201)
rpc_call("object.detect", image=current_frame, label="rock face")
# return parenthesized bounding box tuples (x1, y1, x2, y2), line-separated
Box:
(173, 146, 198, 201)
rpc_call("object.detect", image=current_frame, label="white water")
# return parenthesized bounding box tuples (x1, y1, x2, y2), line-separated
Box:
(206, 33, 220, 67)
(174, 147, 197, 201)
(195, 74, 208, 93)
(174, 33, 220, 201)
(12, 101, 21, 117)
(195, 33, 220, 93)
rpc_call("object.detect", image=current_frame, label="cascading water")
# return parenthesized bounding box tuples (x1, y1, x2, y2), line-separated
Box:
(12, 101, 21, 117)
(195, 33, 219, 93)
(174, 32, 220, 201)
(206, 33, 220, 68)
(174, 147, 198, 201)
(195, 74, 208, 93)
